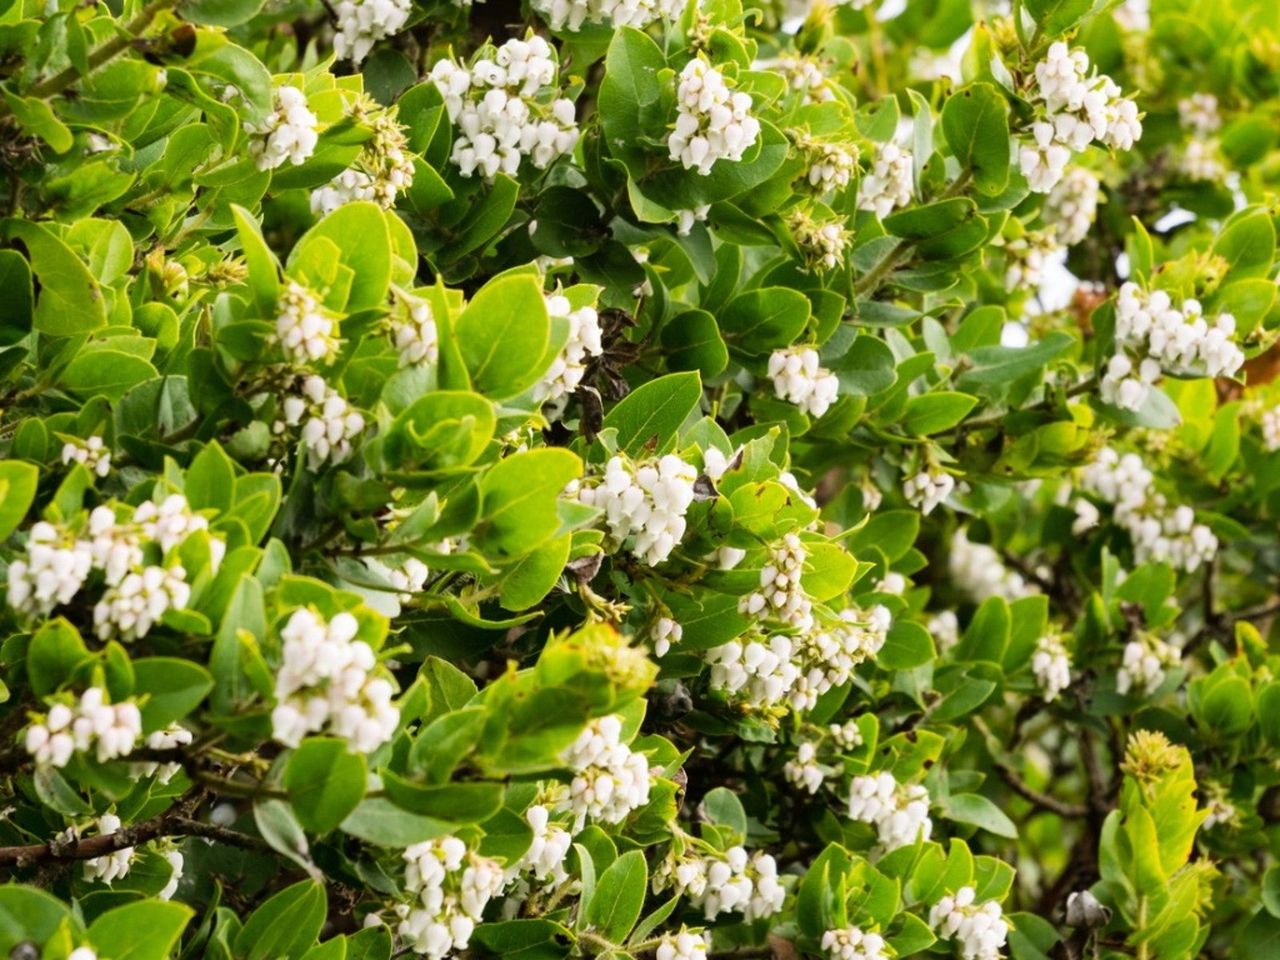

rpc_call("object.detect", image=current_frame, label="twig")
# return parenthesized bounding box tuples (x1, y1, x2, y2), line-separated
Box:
(972, 716, 1089, 818)
(0, 0, 180, 122)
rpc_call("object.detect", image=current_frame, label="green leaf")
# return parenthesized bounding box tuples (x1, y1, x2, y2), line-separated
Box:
(1023, 0, 1093, 40)
(499, 533, 572, 611)
(89, 900, 194, 960)
(477, 448, 582, 558)
(235, 880, 326, 960)
(878, 620, 936, 670)
(232, 204, 280, 315)
(290, 202, 392, 311)
(453, 275, 552, 400)
(183, 0, 266, 26)
(284, 737, 368, 833)
(1212, 208, 1276, 280)
(133, 658, 214, 730)
(661, 309, 729, 377)
(956, 332, 1074, 388)
(27, 618, 92, 698)
(941, 83, 1010, 195)
(0, 459, 38, 540)
(62, 350, 159, 403)
(944, 793, 1018, 839)
(0, 885, 70, 954)
(720, 288, 810, 355)
(2, 219, 106, 335)
(4, 93, 72, 152)
(584, 850, 648, 943)
(382, 774, 504, 823)
(902, 391, 979, 435)
(0, 249, 33, 346)
(602, 372, 702, 457)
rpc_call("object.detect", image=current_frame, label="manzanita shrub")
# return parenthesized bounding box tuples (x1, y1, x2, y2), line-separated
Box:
(3, 0, 1280, 958)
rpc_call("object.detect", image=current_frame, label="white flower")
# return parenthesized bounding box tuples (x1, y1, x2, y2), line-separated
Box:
(929, 887, 1009, 960)
(857, 142, 913, 217)
(6, 521, 93, 617)
(652, 616, 683, 657)
(279, 375, 366, 470)
(804, 141, 857, 194)
(667, 59, 761, 175)
(430, 38, 579, 181)
(276, 281, 338, 365)
(822, 926, 891, 960)
(62, 435, 112, 477)
(133, 494, 223, 562)
(1261, 405, 1280, 451)
(366, 556, 430, 601)
(768, 347, 840, 418)
(656, 927, 710, 960)
(1178, 92, 1220, 136)
(1004, 228, 1061, 293)
(1044, 167, 1101, 246)
(1116, 635, 1180, 696)
(662, 846, 785, 921)
(333, 0, 410, 65)
(928, 610, 961, 653)
(400, 837, 505, 959)
(133, 724, 193, 783)
(83, 814, 133, 884)
(69, 949, 98, 960)
(158, 848, 185, 900)
(575, 454, 697, 565)
(93, 564, 191, 642)
(738, 533, 812, 629)
(1032, 634, 1072, 702)
(707, 635, 801, 709)
(390, 296, 439, 368)
(1179, 137, 1227, 182)
(535, 292, 603, 415)
(271, 608, 399, 753)
(828, 719, 863, 750)
(533, 0, 682, 31)
(1079, 446, 1219, 572)
(311, 111, 415, 213)
(903, 467, 955, 516)
(512, 804, 572, 884)
(784, 740, 827, 794)
(950, 529, 1032, 602)
(675, 204, 711, 236)
(847, 772, 933, 850)
(557, 714, 651, 829)
(790, 215, 850, 272)
(248, 86, 319, 171)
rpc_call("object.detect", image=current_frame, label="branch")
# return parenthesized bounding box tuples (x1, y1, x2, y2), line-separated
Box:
(972, 716, 1089, 818)
(0, 805, 267, 867)
(0, 0, 179, 122)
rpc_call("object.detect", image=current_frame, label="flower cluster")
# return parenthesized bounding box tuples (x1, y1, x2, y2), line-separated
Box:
(656, 928, 710, 960)
(83, 814, 132, 884)
(399, 837, 506, 960)
(534, 292, 603, 413)
(772, 56, 834, 104)
(511, 804, 572, 886)
(846, 772, 933, 850)
(929, 887, 1010, 960)
(277, 374, 367, 470)
(1003, 228, 1060, 292)
(668, 59, 761, 175)
(798, 136, 857, 194)
(557, 714, 652, 829)
(1032, 634, 1072, 702)
(24, 687, 142, 768)
(93, 564, 190, 642)
(248, 86, 319, 171)
(574, 454, 697, 565)
(7, 521, 93, 617)
(134, 725, 193, 783)
(651, 616, 683, 657)
(789, 211, 850, 272)
(857, 142, 913, 218)
(270, 608, 400, 753)
(1079, 447, 1218, 572)
(949, 529, 1032, 602)
(1042, 166, 1101, 246)
(533, 0, 682, 31)
(662, 846, 786, 921)
(429, 37, 579, 180)
(739, 533, 812, 627)
(366, 555, 430, 601)
(1262, 404, 1280, 451)
(1116, 634, 1180, 696)
(768, 347, 840, 418)
(1102, 282, 1243, 412)
(822, 926, 891, 960)
(903, 466, 955, 516)
(784, 740, 827, 793)
(789, 606, 892, 710)
(276, 281, 338, 366)
(928, 609, 961, 654)
(311, 109, 414, 214)
(61, 435, 112, 477)
(1019, 43, 1141, 193)
(391, 295, 439, 368)
(333, 0, 410, 65)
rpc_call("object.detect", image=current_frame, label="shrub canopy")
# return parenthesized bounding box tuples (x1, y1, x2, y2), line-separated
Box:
(1, 1, 1279, 959)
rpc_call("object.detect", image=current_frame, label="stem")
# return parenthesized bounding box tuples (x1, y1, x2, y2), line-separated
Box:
(0, 0, 179, 121)
(972, 716, 1089, 818)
